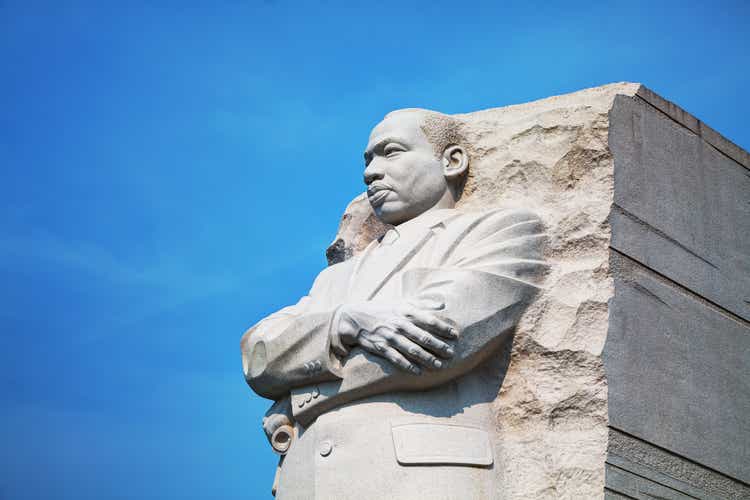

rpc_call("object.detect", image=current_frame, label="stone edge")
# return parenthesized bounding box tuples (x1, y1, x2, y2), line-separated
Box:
(634, 85, 750, 170)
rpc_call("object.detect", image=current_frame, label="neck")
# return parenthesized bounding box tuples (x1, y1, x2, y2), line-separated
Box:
(395, 189, 456, 227)
(430, 187, 457, 211)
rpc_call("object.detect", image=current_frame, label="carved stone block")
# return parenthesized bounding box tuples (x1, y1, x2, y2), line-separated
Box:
(242, 83, 749, 499)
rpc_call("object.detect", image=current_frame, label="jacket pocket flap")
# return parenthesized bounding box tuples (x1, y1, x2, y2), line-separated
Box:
(391, 422, 493, 466)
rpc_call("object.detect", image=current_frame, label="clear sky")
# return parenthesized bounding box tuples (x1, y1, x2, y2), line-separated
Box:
(0, 1, 747, 499)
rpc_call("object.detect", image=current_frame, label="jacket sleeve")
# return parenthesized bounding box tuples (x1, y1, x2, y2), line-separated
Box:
(240, 264, 347, 400)
(289, 208, 548, 424)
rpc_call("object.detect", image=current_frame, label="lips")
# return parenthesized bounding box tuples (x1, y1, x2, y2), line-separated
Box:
(367, 184, 393, 207)
(369, 189, 391, 207)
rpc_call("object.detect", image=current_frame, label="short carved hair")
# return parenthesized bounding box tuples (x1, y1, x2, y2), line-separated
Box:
(384, 108, 465, 157)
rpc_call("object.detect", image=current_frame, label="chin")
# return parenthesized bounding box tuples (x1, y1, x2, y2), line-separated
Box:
(371, 203, 407, 226)
(375, 209, 412, 226)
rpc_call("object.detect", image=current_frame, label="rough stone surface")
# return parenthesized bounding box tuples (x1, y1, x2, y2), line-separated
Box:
(328, 83, 642, 499)
(326, 193, 392, 265)
(455, 86, 641, 499)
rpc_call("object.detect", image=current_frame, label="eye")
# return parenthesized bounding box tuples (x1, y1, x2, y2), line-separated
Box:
(384, 143, 406, 158)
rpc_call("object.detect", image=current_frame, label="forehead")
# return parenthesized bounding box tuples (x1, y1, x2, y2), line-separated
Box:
(366, 112, 429, 151)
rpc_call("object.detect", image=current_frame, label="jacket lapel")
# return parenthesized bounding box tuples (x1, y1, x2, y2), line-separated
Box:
(348, 210, 457, 301)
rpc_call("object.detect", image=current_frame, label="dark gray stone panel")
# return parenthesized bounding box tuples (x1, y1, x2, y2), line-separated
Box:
(605, 253, 750, 484)
(609, 94, 750, 321)
(607, 428, 750, 499)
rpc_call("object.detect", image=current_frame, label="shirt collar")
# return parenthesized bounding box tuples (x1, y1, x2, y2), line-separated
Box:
(379, 208, 457, 246)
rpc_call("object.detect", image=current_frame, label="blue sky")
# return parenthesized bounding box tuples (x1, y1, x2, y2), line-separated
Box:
(0, 1, 747, 499)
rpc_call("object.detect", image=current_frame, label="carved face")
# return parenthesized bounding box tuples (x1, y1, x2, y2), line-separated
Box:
(363, 112, 448, 225)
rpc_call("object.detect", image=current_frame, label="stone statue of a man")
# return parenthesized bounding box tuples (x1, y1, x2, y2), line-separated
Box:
(241, 109, 547, 499)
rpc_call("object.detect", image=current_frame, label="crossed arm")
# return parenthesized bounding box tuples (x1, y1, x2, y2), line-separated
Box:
(241, 209, 547, 436)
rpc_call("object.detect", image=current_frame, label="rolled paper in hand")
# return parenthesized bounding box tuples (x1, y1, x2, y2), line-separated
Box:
(271, 424, 294, 455)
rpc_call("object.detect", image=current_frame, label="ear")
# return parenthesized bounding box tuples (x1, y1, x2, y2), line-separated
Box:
(441, 145, 469, 179)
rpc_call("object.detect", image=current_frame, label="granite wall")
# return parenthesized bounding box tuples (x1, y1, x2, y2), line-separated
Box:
(604, 87, 750, 499)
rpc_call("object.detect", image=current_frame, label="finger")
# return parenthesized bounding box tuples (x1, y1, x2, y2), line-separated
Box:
(379, 328, 439, 366)
(387, 332, 443, 369)
(403, 308, 457, 339)
(397, 321, 454, 359)
(360, 337, 421, 375)
(382, 345, 423, 375)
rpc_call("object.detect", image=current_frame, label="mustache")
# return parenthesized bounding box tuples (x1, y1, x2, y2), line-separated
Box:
(367, 182, 393, 196)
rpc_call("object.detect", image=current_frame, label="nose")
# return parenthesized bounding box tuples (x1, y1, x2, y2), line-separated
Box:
(364, 160, 384, 186)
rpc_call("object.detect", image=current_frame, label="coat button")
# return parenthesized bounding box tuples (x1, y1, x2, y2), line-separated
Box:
(318, 440, 333, 457)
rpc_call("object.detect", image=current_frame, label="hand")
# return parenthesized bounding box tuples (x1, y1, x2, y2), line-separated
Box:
(334, 302, 457, 374)
(262, 398, 293, 445)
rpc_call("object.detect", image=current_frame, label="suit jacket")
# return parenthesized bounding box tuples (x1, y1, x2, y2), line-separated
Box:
(241, 207, 547, 500)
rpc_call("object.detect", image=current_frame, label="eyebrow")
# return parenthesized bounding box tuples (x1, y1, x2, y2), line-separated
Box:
(364, 137, 405, 164)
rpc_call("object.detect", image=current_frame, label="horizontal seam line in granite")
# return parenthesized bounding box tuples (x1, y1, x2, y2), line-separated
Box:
(611, 204, 719, 270)
(608, 426, 750, 489)
(609, 248, 750, 328)
(605, 461, 702, 500)
(603, 486, 639, 500)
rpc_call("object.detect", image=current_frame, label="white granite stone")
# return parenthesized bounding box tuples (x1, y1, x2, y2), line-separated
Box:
(241, 83, 750, 499)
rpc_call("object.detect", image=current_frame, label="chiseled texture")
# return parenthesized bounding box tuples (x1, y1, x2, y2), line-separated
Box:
(326, 193, 392, 266)
(328, 83, 642, 499)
